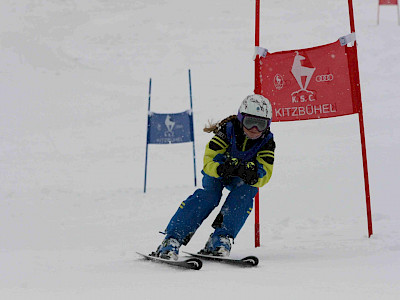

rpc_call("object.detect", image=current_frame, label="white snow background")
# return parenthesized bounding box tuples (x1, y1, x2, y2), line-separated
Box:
(1, 0, 400, 299)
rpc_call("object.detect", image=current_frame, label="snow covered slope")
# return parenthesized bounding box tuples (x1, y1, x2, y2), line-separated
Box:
(1, 0, 399, 299)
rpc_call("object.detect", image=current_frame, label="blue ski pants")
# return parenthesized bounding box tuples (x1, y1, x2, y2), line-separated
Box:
(165, 172, 258, 245)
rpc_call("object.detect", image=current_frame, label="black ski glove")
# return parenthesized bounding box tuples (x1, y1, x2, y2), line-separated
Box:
(217, 157, 240, 178)
(237, 161, 259, 185)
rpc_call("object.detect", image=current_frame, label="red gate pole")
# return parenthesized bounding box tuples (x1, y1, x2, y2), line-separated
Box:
(255, 0, 261, 94)
(348, 0, 373, 237)
(255, 193, 260, 247)
(254, 0, 261, 247)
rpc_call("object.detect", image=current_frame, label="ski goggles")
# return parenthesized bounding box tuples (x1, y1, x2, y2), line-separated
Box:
(242, 115, 270, 132)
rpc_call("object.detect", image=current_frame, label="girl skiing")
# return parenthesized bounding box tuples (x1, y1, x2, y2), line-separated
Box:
(153, 94, 276, 260)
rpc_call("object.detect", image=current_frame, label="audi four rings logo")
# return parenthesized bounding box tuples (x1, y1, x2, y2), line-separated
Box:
(315, 74, 334, 82)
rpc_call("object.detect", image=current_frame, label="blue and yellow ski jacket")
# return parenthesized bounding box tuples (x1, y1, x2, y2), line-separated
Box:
(203, 117, 275, 188)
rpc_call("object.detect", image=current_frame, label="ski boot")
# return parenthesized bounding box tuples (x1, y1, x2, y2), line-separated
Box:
(153, 237, 181, 261)
(198, 233, 232, 257)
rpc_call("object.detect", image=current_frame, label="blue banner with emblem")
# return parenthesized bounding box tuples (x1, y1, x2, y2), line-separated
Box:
(148, 111, 194, 144)
(144, 70, 197, 192)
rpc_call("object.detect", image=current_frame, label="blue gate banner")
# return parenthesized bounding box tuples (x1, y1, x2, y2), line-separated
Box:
(148, 110, 193, 144)
(144, 71, 197, 192)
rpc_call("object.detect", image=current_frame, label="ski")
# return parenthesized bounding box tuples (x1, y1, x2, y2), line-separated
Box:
(136, 252, 203, 270)
(183, 251, 259, 267)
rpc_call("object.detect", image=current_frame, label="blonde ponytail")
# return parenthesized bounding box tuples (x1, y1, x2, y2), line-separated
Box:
(203, 115, 237, 133)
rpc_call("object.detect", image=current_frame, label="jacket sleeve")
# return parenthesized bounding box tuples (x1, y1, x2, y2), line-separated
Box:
(203, 130, 229, 178)
(252, 138, 276, 188)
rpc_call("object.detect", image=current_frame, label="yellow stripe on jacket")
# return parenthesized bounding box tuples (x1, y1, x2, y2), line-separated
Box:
(203, 136, 228, 178)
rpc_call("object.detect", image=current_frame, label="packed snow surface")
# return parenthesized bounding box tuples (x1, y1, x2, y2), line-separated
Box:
(1, 0, 399, 299)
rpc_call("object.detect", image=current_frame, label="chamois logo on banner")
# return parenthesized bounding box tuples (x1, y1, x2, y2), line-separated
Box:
(273, 74, 284, 90)
(290, 51, 317, 104)
(164, 115, 176, 135)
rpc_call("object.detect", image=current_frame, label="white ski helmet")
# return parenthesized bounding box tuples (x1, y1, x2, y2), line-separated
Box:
(237, 94, 272, 130)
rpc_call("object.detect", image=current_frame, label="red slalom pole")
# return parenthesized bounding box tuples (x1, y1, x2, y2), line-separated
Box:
(347, 0, 373, 237)
(255, 193, 260, 247)
(254, 0, 261, 248)
(255, 0, 261, 94)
